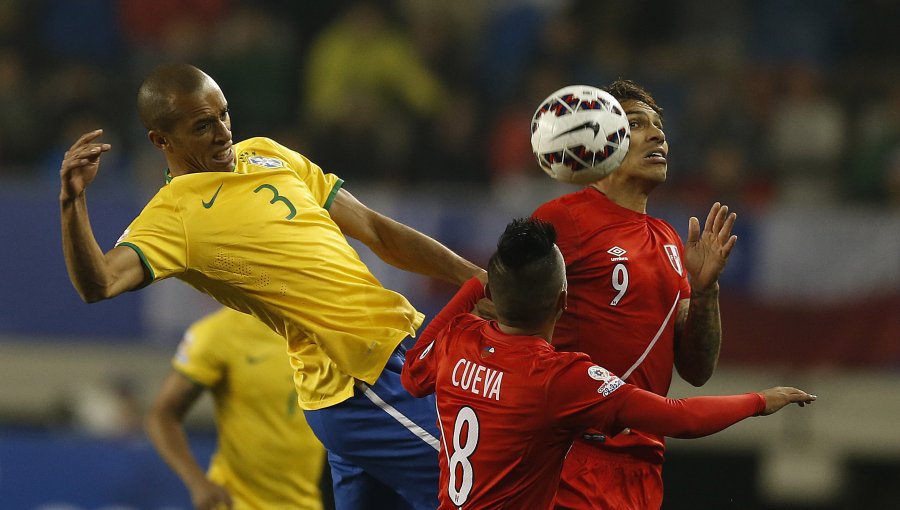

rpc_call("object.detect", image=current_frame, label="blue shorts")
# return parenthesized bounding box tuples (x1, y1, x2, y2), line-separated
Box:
(304, 347, 440, 510)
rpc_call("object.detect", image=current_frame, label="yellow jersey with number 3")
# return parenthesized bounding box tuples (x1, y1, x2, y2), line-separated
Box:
(175, 307, 325, 509)
(117, 137, 424, 409)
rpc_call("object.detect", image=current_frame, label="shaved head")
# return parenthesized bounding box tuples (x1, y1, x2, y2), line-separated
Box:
(137, 64, 218, 132)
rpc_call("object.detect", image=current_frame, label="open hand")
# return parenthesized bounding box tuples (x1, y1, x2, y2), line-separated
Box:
(758, 387, 817, 416)
(59, 129, 112, 202)
(684, 202, 737, 291)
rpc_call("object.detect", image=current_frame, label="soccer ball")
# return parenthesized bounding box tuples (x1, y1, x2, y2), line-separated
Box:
(531, 85, 630, 184)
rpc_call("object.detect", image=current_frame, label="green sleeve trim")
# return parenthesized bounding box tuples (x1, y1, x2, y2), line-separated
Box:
(116, 242, 155, 289)
(323, 178, 344, 210)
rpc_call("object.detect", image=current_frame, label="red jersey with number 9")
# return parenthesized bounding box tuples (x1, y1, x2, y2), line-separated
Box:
(532, 187, 691, 457)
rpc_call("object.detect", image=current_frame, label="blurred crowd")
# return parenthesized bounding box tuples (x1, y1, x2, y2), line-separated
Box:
(3, 0, 900, 209)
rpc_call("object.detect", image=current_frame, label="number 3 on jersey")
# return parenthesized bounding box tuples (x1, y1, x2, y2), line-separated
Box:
(610, 263, 629, 306)
(254, 183, 297, 220)
(448, 406, 480, 506)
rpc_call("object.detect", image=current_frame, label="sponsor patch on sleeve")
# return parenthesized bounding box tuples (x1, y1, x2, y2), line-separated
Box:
(587, 365, 624, 397)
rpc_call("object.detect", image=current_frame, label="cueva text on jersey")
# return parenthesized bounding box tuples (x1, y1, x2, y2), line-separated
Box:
(451, 358, 504, 400)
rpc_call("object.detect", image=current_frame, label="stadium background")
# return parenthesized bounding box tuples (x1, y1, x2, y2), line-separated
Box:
(1, 0, 899, 508)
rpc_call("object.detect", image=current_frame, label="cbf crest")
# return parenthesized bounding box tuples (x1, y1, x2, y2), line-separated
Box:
(663, 244, 683, 276)
(248, 155, 285, 169)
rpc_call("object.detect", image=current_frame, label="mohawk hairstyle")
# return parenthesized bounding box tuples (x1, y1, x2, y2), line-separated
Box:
(494, 218, 557, 269)
(488, 218, 564, 326)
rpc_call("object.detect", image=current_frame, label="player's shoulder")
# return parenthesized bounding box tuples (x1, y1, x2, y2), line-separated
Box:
(235, 137, 293, 163)
(549, 352, 626, 396)
(543, 348, 592, 370)
(535, 187, 593, 211)
(432, 314, 487, 350)
(451, 313, 487, 330)
(235, 136, 279, 151)
(645, 214, 681, 239)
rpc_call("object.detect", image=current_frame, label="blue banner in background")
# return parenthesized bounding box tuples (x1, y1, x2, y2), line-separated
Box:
(0, 187, 143, 340)
(0, 428, 214, 509)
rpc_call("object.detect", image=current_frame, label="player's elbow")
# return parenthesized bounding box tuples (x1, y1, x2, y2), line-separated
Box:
(400, 380, 421, 397)
(399, 374, 430, 398)
(682, 372, 712, 388)
(77, 284, 117, 304)
(80, 290, 107, 304)
(143, 408, 164, 442)
(675, 363, 715, 387)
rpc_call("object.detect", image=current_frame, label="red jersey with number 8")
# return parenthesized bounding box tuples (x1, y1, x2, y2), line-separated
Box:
(401, 278, 765, 509)
(403, 313, 637, 510)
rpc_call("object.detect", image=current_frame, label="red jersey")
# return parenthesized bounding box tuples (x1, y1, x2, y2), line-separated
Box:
(532, 188, 691, 458)
(402, 279, 765, 510)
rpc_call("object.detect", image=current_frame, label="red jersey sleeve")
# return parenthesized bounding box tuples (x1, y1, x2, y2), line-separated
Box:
(547, 355, 766, 439)
(418, 276, 484, 344)
(401, 277, 484, 398)
(547, 356, 633, 436)
(611, 389, 766, 438)
(532, 201, 580, 263)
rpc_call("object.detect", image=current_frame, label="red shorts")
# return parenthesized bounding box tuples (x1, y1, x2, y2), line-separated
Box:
(554, 442, 663, 510)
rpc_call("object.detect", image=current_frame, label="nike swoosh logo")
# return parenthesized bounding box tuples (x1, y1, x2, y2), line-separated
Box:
(246, 355, 269, 365)
(552, 121, 601, 140)
(202, 183, 224, 209)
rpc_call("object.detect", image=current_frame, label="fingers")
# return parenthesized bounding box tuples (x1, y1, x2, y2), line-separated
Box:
(788, 387, 817, 405)
(703, 202, 738, 248)
(687, 216, 700, 244)
(66, 129, 110, 156)
(722, 234, 738, 256)
(711, 204, 730, 233)
(777, 387, 817, 410)
(718, 209, 737, 241)
(65, 144, 111, 163)
(71, 129, 104, 149)
(703, 202, 720, 232)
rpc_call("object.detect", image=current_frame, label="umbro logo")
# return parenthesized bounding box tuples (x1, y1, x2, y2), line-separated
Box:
(607, 246, 628, 261)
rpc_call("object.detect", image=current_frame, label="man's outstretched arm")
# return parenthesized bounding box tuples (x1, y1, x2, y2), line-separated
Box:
(329, 187, 484, 286)
(614, 386, 815, 439)
(60, 130, 146, 302)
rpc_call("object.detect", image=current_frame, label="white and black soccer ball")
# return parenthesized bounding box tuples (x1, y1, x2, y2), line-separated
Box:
(530, 85, 630, 184)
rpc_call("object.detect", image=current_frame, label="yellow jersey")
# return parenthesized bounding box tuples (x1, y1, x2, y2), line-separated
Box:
(117, 137, 424, 409)
(174, 307, 325, 509)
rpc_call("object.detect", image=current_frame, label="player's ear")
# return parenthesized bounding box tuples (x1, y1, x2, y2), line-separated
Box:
(148, 130, 168, 150)
(555, 289, 567, 317)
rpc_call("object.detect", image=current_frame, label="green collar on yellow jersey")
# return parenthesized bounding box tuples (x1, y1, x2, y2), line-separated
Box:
(164, 167, 237, 183)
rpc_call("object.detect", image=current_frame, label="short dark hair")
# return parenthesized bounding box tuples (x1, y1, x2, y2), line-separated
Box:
(606, 79, 663, 116)
(137, 63, 215, 131)
(487, 218, 564, 327)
